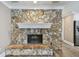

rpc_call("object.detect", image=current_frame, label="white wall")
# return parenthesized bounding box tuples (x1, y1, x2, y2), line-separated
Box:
(0, 2, 11, 52)
(74, 13, 79, 21)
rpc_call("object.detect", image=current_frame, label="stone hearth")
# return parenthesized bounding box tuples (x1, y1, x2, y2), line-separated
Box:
(5, 44, 53, 56)
(6, 48, 53, 57)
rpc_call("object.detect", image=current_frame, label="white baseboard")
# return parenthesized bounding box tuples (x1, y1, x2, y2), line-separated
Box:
(62, 40, 74, 46)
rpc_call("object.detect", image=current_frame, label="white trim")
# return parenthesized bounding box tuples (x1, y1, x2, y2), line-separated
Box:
(62, 18, 64, 41)
(1, 2, 12, 9)
(62, 39, 74, 46)
(11, 5, 64, 9)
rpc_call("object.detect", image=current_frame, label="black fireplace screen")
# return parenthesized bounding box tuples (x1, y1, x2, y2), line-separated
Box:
(27, 34, 42, 44)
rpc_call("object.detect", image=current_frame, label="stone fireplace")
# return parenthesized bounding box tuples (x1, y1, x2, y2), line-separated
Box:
(5, 9, 62, 57)
(27, 34, 42, 44)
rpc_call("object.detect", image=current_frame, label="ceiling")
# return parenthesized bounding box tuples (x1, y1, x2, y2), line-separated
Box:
(1, 1, 68, 9)
(1, 1, 79, 17)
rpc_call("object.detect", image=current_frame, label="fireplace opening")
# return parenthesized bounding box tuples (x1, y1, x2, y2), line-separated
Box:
(27, 34, 42, 44)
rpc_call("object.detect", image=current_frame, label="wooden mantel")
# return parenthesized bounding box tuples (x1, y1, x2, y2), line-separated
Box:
(7, 44, 50, 49)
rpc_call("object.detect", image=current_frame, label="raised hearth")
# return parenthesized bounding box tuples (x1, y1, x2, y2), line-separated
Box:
(6, 44, 53, 56)
(5, 48, 53, 57)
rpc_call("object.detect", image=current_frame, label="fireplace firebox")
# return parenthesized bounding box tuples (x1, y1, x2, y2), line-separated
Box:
(27, 34, 42, 44)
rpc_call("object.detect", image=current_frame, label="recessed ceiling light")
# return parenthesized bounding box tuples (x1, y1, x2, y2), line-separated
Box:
(33, 1, 37, 4)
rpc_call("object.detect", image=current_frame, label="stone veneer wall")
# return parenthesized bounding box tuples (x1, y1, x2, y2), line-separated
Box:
(10, 9, 62, 56)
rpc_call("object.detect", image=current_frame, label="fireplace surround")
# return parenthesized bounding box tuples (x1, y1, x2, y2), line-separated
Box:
(6, 9, 62, 57)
